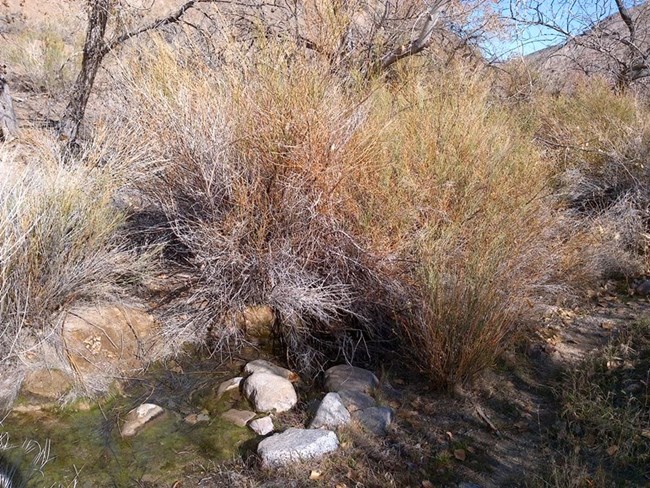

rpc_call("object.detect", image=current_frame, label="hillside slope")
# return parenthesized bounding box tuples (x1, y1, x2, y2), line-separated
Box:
(527, 3, 650, 89)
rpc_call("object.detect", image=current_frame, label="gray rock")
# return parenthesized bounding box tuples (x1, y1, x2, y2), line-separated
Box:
(309, 392, 351, 429)
(257, 428, 339, 467)
(353, 406, 393, 435)
(636, 279, 650, 296)
(215, 377, 243, 401)
(337, 389, 376, 412)
(121, 403, 164, 438)
(249, 416, 274, 435)
(244, 360, 298, 382)
(243, 372, 297, 413)
(222, 409, 256, 427)
(324, 365, 378, 394)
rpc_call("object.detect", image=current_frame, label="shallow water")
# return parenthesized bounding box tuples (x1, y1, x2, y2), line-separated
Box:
(0, 351, 259, 487)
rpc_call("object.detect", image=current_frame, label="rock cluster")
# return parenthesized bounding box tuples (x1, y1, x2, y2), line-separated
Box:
(321, 364, 394, 435)
(251, 361, 396, 467)
(62, 357, 395, 470)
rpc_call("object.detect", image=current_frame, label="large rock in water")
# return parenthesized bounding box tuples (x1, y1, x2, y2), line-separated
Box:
(309, 392, 351, 429)
(243, 372, 297, 413)
(257, 428, 339, 467)
(62, 304, 158, 382)
(324, 365, 379, 394)
(20, 369, 73, 400)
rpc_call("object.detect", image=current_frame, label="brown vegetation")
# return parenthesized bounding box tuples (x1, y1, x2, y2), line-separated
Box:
(0, 3, 649, 484)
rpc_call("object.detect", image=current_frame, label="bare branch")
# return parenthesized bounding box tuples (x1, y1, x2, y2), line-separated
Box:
(379, 0, 446, 72)
(104, 0, 209, 53)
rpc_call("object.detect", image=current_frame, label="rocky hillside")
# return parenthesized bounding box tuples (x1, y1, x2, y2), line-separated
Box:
(527, 3, 650, 89)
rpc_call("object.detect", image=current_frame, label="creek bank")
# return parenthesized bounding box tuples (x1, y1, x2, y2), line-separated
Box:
(3, 350, 399, 482)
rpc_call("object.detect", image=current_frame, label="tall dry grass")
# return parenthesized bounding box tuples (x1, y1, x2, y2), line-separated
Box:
(351, 63, 558, 386)
(3, 22, 80, 94)
(4, 19, 647, 391)
(110, 40, 396, 372)
(0, 131, 157, 368)
(531, 79, 650, 279)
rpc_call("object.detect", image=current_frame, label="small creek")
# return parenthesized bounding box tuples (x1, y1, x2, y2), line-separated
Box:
(0, 348, 267, 487)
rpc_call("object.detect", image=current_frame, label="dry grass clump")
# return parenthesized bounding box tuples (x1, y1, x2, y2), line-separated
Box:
(3, 22, 80, 94)
(532, 79, 650, 278)
(0, 132, 156, 367)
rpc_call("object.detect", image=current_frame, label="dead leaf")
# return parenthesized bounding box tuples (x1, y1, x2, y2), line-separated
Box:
(335, 485, 348, 488)
(309, 470, 322, 480)
(453, 449, 466, 461)
(641, 429, 650, 439)
(445, 431, 453, 441)
(422, 481, 434, 488)
(606, 445, 619, 456)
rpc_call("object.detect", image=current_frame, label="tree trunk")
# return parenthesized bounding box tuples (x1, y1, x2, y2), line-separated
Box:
(615, 61, 650, 92)
(0, 76, 18, 142)
(58, 0, 110, 146)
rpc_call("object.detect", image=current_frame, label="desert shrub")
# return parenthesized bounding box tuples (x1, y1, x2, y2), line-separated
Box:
(351, 65, 557, 387)
(0, 133, 155, 365)
(112, 40, 398, 373)
(111, 39, 567, 384)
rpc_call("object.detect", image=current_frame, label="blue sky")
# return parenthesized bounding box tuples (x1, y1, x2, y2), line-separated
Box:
(483, 0, 642, 60)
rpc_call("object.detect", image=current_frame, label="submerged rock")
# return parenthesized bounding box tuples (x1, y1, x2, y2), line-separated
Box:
(184, 412, 210, 425)
(309, 392, 351, 430)
(324, 365, 379, 394)
(121, 403, 164, 438)
(215, 377, 243, 401)
(249, 416, 274, 435)
(244, 360, 299, 382)
(353, 406, 393, 435)
(257, 428, 339, 467)
(243, 372, 297, 413)
(222, 409, 256, 427)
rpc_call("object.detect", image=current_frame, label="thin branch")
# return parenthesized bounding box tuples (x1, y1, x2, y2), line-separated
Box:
(103, 0, 209, 53)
